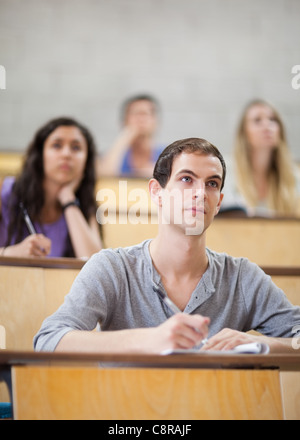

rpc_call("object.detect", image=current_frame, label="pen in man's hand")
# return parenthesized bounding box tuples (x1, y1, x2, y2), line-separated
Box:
(153, 284, 209, 345)
(154, 285, 182, 314)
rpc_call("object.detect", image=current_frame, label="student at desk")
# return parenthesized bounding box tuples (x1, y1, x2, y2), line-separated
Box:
(97, 94, 164, 178)
(220, 99, 300, 217)
(34, 138, 300, 354)
(0, 117, 102, 258)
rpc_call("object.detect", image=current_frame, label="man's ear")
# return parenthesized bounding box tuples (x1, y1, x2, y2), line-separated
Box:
(149, 178, 163, 207)
(214, 192, 224, 215)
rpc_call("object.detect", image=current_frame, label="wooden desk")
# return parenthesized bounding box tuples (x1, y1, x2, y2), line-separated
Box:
(0, 256, 84, 351)
(2, 172, 299, 265)
(101, 216, 300, 266)
(0, 257, 84, 403)
(0, 255, 85, 270)
(264, 266, 300, 307)
(0, 259, 299, 418)
(0, 257, 299, 354)
(0, 151, 23, 177)
(207, 217, 300, 266)
(96, 177, 300, 266)
(96, 176, 154, 214)
(1, 350, 300, 420)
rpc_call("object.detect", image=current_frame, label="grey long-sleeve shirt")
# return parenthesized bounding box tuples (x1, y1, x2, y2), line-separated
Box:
(34, 239, 300, 351)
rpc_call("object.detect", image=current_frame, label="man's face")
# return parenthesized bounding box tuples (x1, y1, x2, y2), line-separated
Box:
(158, 152, 224, 235)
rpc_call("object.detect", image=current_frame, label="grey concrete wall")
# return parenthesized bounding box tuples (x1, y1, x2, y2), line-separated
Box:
(0, 0, 299, 159)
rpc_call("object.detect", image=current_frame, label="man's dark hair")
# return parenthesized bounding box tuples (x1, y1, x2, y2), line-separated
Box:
(153, 137, 226, 190)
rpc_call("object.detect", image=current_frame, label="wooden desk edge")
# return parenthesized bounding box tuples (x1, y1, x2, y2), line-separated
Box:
(213, 216, 300, 222)
(0, 256, 86, 270)
(0, 350, 300, 371)
(261, 266, 300, 276)
(1, 256, 300, 275)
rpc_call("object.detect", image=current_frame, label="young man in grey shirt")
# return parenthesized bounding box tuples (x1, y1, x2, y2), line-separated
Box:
(34, 138, 300, 354)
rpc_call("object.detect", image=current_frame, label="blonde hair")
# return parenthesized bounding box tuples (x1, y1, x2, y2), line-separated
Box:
(234, 99, 299, 216)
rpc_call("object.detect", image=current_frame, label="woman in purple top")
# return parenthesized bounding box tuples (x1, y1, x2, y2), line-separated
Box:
(0, 117, 102, 258)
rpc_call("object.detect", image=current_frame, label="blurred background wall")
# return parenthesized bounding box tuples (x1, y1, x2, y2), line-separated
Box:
(0, 0, 299, 159)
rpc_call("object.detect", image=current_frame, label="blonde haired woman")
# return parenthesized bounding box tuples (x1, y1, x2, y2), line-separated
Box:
(221, 99, 300, 217)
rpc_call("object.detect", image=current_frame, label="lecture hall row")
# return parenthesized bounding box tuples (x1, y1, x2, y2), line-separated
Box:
(1, 150, 300, 420)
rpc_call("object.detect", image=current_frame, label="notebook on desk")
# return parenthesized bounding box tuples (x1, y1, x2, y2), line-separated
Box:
(161, 342, 270, 355)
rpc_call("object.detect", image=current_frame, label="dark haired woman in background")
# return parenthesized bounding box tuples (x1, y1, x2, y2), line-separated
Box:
(0, 117, 102, 258)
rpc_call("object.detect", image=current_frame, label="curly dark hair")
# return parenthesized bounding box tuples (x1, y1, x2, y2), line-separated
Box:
(5, 117, 98, 253)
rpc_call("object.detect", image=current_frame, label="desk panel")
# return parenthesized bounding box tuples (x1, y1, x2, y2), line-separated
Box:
(0, 152, 23, 177)
(12, 366, 283, 420)
(101, 217, 300, 266)
(271, 276, 300, 306)
(0, 265, 79, 351)
(0, 261, 81, 403)
(207, 218, 300, 266)
(280, 372, 300, 420)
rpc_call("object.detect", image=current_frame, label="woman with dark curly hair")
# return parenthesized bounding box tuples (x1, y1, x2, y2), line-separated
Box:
(0, 117, 102, 258)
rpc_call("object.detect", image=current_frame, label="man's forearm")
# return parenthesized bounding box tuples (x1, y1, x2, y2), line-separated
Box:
(55, 329, 153, 354)
(54, 314, 210, 354)
(266, 337, 298, 354)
